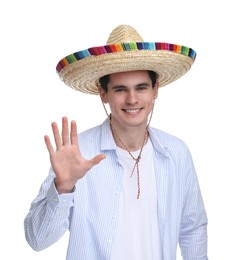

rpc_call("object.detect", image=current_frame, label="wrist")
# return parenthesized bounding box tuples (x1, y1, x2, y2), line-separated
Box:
(54, 179, 76, 194)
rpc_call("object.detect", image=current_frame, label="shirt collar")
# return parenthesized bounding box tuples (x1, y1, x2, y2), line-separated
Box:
(100, 118, 168, 157)
(100, 118, 117, 151)
(148, 128, 169, 157)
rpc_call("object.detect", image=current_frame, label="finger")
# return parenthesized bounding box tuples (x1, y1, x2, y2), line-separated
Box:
(70, 120, 78, 146)
(51, 122, 62, 150)
(89, 154, 106, 168)
(44, 135, 55, 156)
(62, 116, 69, 145)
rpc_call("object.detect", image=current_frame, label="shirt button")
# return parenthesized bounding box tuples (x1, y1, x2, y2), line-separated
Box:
(107, 240, 112, 244)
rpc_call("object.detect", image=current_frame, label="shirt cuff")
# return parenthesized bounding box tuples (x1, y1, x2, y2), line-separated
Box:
(46, 181, 75, 209)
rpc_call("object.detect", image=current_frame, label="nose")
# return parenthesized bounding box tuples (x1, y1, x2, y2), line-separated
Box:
(126, 90, 137, 105)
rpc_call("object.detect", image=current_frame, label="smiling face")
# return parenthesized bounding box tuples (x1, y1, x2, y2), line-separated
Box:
(99, 70, 158, 131)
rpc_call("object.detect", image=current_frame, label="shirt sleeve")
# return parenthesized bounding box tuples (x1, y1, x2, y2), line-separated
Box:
(24, 169, 74, 251)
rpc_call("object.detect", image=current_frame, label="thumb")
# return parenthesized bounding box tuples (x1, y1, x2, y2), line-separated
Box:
(90, 154, 106, 166)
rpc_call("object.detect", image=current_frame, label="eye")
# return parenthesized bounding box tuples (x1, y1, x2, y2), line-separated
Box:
(136, 86, 147, 91)
(114, 87, 126, 92)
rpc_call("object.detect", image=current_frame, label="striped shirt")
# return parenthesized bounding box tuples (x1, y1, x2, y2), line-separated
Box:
(24, 119, 208, 260)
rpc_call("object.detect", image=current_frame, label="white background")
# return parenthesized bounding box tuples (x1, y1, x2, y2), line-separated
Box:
(1, 0, 233, 259)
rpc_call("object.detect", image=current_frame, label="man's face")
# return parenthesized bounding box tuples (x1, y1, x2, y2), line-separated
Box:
(100, 70, 158, 129)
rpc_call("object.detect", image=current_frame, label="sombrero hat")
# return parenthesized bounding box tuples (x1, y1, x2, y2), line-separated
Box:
(56, 24, 196, 95)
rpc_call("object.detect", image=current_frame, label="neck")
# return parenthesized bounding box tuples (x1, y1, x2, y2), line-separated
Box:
(109, 117, 149, 152)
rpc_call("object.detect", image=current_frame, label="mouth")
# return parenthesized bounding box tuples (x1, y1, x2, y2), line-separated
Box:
(122, 108, 143, 114)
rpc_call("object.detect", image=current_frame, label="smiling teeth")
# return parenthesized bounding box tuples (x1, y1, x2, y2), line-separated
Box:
(125, 109, 140, 113)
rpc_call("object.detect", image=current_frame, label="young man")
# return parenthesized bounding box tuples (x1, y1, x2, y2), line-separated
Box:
(24, 25, 208, 259)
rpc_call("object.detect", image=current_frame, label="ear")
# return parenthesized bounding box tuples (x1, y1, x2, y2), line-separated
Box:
(98, 85, 108, 104)
(153, 81, 159, 100)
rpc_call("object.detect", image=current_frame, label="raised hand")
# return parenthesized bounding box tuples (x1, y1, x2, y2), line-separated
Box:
(44, 117, 106, 194)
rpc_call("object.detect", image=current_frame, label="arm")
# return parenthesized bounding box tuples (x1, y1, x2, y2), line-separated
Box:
(24, 171, 74, 251)
(179, 153, 208, 260)
(24, 117, 106, 251)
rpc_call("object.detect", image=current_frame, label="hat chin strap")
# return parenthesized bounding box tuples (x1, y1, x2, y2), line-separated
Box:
(148, 101, 155, 126)
(100, 97, 110, 118)
(99, 95, 155, 199)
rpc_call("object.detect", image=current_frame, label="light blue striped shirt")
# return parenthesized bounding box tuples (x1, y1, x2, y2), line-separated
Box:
(24, 119, 208, 260)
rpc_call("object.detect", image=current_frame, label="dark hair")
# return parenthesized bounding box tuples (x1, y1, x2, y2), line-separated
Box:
(99, 70, 159, 92)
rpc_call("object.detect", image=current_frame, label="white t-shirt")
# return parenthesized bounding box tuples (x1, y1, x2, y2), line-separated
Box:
(110, 139, 162, 260)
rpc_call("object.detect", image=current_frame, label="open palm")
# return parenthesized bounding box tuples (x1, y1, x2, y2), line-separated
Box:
(44, 117, 106, 193)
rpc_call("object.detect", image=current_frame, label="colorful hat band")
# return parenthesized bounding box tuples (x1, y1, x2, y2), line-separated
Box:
(56, 42, 196, 74)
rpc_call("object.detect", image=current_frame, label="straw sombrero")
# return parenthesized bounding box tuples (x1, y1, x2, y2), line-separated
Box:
(56, 24, 196, 95)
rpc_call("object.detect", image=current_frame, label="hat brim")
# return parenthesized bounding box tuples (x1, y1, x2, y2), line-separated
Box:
(56, 43, 196, 95)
